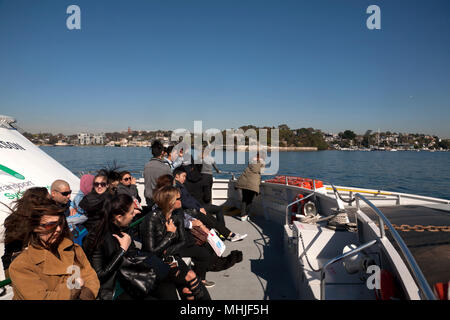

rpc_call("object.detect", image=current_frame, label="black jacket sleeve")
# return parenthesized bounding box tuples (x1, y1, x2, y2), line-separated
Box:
(165, 213, 187, 256)
(177, 183, 202, 210)
(141, 213, 187, 257)
(141, 214, 176, 257)
(90, 245, 125, 281)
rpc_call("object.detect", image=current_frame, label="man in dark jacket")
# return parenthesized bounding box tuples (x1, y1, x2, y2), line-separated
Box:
(173, 167, 247, 242)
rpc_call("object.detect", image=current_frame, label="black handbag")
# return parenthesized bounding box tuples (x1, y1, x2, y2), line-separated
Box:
(118, 254, 158, 299)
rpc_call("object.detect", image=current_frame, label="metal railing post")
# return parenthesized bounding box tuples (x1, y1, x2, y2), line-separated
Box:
(285, 193, 314, 228)
(320, 240, 377, 300)
(354, 193, 436, 300)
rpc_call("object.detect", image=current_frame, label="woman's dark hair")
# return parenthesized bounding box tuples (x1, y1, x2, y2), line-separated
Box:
(26, 200, 72, 254)
(97, 168, 120, 185)
(119, 170, 131, 180)
(2, 187, 50, 245)
(95, 166, 122, 194)
(84, 193, 134, 257)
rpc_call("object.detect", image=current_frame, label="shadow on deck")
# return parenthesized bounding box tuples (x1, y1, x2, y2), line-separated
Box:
(207, 213, 297, 300)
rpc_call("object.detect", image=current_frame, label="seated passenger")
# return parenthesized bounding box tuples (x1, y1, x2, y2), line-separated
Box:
(50, 179, 72, 216)
(139, 186, 211, 299)
(79, 172, 112, 232)
(69, 174, 94, 216)
(154, 174, 207, 232)
(173, 167, 247, 242)
(181, 163, 228, 228)
(116, 171, 141, 205)
(67, 174, 94, 228)
(82, 193, 178, 300)
(153, 175, 244, 275)
(8, 198, 99, 300)
(2, 187, 50, 278)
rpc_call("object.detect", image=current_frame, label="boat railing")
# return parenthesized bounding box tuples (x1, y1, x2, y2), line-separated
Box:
(285, 192, 315, 229)
(326, 186, 450, 206)
(320, 240, 378, 300)
(354, 193, 436, 300)
(218, 171, 236, 180)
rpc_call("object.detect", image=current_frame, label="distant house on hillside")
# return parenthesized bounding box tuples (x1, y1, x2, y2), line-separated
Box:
(77, 133, 105, 145)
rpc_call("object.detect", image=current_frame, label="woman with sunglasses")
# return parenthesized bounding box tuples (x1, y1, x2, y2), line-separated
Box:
(82, 193, 178, 300)
(2, 187, 50, 278)
(140, 186, 211, 300)
(79, 172, 112, 232)
(116, 171, 141, 204)
(8, 198, 100, 300)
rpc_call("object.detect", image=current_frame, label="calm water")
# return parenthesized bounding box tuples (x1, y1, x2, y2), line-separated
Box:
(41, 147, 450, 200)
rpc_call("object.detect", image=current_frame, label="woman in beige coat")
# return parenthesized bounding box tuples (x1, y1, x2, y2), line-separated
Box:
(8, 199, 100, 300)
(235, 156, 265, 221)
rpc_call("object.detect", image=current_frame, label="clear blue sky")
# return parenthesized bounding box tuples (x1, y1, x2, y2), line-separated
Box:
(1, 0, 449, 137)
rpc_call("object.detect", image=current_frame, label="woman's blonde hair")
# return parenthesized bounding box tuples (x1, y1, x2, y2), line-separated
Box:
(153, 185, 180, 216)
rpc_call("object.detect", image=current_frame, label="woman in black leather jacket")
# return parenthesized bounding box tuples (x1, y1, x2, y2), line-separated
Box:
(83, 193, 178, 300)
(140, 185, 211, 300)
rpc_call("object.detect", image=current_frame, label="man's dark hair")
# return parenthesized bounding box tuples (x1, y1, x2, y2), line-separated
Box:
(165, 145, 174, 154)
(151, 140, 164, 158)
(173, 166, 186, 177)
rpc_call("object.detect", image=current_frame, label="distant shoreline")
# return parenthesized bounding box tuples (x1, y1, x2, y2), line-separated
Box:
(38, 144, 319, 151)
(37, 145, 449, 152)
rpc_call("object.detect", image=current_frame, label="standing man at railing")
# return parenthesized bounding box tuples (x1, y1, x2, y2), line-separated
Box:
(144, 140, 172, 207)
(200, 147, 221, 205)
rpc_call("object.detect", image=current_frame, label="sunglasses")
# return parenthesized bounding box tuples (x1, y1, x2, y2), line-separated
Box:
(122, 177, 131, 181)
(57, 190, 72, 197)
(40, 218, 63, 231)
(94, 182, 107, 188)
(176, 197, 181, 201)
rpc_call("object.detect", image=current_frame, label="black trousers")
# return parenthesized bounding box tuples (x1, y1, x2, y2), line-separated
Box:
(241, 189, 257, 217)
(178, 244, 216, 281)
(189, 209, 231, 238)
(170, 257, 211, 300)
(202, 203, 226, 227)
(201, 173, 213, 204)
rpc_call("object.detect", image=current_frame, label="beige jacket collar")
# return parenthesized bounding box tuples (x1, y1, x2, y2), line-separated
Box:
(26, 238, 76, 275)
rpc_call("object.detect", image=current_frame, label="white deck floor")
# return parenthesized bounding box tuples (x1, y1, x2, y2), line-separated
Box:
(205, 213, 297, 300)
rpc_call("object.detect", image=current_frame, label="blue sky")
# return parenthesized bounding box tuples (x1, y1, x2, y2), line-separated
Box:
(0, 0, 449, 137)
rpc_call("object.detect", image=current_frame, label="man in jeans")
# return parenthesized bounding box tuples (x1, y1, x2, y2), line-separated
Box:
(143, 140, 172, 207)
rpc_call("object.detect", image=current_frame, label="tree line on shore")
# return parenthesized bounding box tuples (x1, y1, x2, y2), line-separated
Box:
(23, 125, 450, 150)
